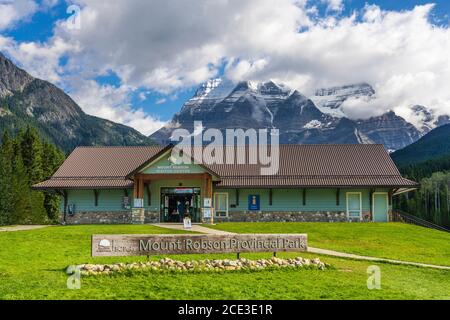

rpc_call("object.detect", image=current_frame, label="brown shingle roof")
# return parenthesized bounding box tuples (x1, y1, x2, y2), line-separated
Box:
(33, 144, 418, 189)
(52, 146, 166, 178)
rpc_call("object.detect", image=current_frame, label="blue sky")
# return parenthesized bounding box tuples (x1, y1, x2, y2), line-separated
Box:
(0, 0, 449, 134)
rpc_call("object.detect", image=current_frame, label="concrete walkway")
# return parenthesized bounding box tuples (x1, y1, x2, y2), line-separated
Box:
(152, 223, 450, 271)
(307, 247, 450, 270)
(151, 223, 235, 235)
(0, 225, 49, 232)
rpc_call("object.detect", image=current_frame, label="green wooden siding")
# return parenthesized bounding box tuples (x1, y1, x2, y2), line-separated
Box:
(63, 189, 133, 212)
(62, 184, 390, 214)
(218, 188, 389, 212)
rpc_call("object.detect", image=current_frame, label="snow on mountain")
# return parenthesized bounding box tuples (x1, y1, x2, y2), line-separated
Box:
(151, 78, 440, 151)
(310, 83, 375, 118)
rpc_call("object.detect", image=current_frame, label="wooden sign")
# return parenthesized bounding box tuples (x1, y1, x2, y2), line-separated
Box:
(92, 234, 307, 257)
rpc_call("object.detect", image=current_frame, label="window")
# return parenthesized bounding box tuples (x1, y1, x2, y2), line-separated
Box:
(214, 193, 228, 217)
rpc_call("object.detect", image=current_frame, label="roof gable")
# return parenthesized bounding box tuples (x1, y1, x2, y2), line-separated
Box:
(138, 149, 208, 175)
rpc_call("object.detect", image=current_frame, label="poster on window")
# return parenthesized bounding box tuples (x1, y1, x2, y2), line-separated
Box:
(248, 195, 260, 210)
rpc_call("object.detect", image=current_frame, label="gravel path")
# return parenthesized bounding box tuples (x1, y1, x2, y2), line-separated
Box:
(0, 225, 50, 232)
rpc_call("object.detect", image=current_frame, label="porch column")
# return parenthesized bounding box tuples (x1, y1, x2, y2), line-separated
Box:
(138, 176, 144, 199)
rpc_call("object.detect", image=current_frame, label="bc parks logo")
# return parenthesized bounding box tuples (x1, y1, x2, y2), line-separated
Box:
(98, 239, 112, 252)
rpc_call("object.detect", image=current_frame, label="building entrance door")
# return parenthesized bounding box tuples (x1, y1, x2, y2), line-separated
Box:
(160, 187, 201, 223)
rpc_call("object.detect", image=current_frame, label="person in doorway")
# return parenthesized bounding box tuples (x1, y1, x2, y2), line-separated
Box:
(177, 200, 185, 222)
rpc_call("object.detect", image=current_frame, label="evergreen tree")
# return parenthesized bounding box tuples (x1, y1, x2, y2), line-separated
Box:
(0, 127, 64, 225)
(42, 142, 65, 222)
(0, 130, 14, 225)
(20, 126, 44, 185)
(10, 148, 32, 224)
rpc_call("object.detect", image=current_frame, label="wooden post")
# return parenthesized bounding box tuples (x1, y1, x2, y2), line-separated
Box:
(236, 189, 240, 206)
(133, 176, 139, 199)
(269, 188, 273, 206)
(302, 189, 306, 206)
(336, 188, 340, 206)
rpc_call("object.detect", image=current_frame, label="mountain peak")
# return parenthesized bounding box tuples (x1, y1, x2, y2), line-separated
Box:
(0, 52, 34, 97)
(0, 53, 153, 151)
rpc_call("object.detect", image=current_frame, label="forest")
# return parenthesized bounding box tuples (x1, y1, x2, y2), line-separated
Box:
(395, 158, 450, 228)
(0, 127, 65, 225)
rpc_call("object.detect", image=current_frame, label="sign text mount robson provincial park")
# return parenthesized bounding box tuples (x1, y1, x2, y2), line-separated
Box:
(92, 234, 308, 257)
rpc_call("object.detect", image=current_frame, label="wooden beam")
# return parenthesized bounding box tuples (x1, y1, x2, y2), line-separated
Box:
(336, 188, 340, 206)
(94, 189, 99, 206)
(138, 178, 144, 199)
(133, 177, 139, 199)
(302, 189, 306, 206)
(269, 188, 273, 206)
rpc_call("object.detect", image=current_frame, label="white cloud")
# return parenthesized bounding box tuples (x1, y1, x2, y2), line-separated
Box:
(68, 80, 166, 135)
(323, 0, 344, 13)
(0, 35, 78, 83)
(0, 0, 37, 30)
(2, 0, 450, 133)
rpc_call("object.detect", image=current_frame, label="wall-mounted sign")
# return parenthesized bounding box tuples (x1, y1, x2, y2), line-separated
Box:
(133, 198, 144, 208)
(248, 195, 260, 210)
(202, 208, 212, 218)
(203, 198, 212, 207)
(122, 197, 130, 209)
(92, 234, 308, 256)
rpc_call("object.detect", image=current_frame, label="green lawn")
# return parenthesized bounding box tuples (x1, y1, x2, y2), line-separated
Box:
(205, 222, 450, 266)
(0, 224, 449, 299)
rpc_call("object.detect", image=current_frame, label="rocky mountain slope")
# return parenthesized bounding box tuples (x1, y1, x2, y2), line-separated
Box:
(0, 52, 153, 152)
(151, 78, 441, 151)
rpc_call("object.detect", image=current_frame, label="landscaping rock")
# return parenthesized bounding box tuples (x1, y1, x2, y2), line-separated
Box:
(73, 256, 329, 276)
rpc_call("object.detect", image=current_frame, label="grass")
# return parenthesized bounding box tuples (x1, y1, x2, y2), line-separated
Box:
(205, 222, 450, 266)
(0, 224, 449, 299)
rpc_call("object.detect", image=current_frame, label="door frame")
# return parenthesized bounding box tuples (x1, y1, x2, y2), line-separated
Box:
(346, 192, 362, 221)
(160, 186, 201, 223)
(372, 192, 389, 222)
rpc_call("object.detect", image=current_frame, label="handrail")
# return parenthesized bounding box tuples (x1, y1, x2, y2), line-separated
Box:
(392, 210, 450, 233)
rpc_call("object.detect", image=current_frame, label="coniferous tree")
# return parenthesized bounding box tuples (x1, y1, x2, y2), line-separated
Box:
(10, 146, 32, 224)
(42, 142, 65, 222)
(0, 131, 14, 225)
(0, 127, 65, 225)
(20, 126, 44, 185)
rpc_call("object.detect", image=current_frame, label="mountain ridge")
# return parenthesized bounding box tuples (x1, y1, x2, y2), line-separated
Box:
(151, 78, 442, 150)
(0, 52, 154, 152)
(391, 123, 450, 167)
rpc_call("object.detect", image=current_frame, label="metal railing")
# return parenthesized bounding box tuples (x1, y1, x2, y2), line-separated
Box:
(392, 210, 450, 233)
